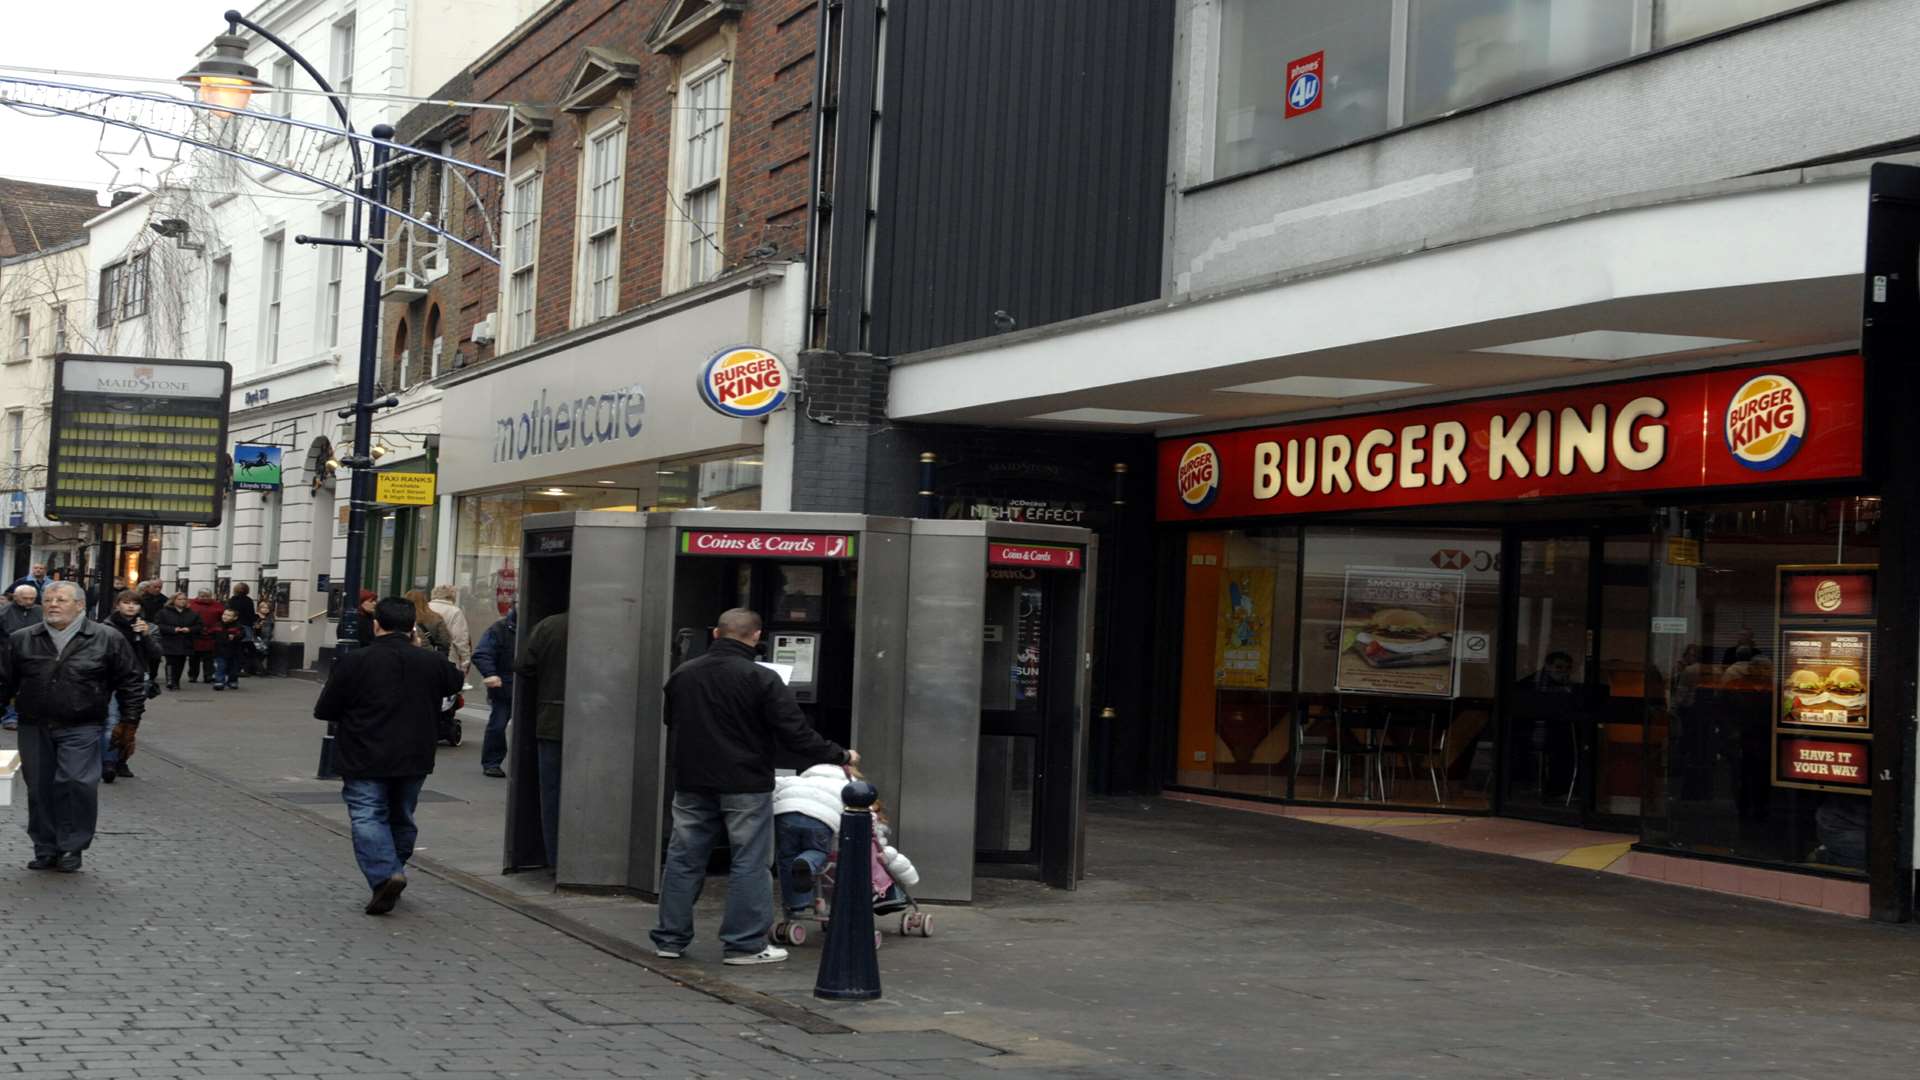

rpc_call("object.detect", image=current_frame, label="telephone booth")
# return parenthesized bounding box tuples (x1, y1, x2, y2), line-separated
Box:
(503, 510, 1095, 902)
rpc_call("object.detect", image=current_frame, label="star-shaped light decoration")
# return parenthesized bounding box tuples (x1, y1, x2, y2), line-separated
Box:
(94, 127, 185, 198)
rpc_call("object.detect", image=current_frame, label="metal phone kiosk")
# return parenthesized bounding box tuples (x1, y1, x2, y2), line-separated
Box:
(503, 510, 1094, 903)
(902, 521, 1096, 901)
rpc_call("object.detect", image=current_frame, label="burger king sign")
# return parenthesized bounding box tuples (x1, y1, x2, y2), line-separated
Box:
(1724, 373, 1806, 472)
(1176, 442, 1220, 511)
(698, 345, 791, 418)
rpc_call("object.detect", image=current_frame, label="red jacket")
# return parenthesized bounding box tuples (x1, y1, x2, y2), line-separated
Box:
(187, 598, 226, 653)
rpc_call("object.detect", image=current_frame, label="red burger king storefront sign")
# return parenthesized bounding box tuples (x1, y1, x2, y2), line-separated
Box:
(1157, 355, 1865, 521)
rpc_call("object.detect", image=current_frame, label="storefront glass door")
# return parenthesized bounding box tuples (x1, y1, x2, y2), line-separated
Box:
(1500, 530, 1651, 830)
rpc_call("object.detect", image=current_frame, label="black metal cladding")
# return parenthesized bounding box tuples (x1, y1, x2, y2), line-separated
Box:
(866, 0, 1174, 356)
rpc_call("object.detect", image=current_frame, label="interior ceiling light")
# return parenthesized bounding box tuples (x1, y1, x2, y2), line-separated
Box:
(539, 487, 568, 496)
(595, 480, 617, 485)
(1473, 331, 1752, 362)
(1215, 375, 1429, 398)
(1026, 407, 1199, 425)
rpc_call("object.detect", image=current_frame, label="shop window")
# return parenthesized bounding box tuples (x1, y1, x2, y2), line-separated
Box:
(1209, 0, 1816, 183)
(1296, 526, 1500, 809)
(1175, 528, 1301, 797)
(1653, 0, 1815, 47)
(1213, 1, 1393, 178)
(1644, 497, 1880, 874)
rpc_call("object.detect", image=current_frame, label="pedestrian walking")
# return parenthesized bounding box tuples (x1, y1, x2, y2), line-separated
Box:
(517, 612, 568, 866)
(470, 606, 516, 779)
(0, 581, 146, 872)
(102, 590, 160, 782)
(312, 596, 464, 915)
(9, 563, 50, 599)
(186, 590, 224, 683)
(428, 585, 472, 672)
(352, 590, 377, 646)
(137, 580, 167, 622)
(404, 589, 452, 657)
(650, 608, 858, 965)
(0, 585, 42, 731)
(153, 592, 199, 689)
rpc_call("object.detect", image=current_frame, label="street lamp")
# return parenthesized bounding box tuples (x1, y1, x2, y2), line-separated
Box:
(185, 10, 391, 779)
(176, 32, 268, 116)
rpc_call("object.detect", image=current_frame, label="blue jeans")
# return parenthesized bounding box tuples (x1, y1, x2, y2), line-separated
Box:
(651, 790, 774, 957)
(340, 776, 426, 892)
(536, 738, 562, 868)
(775, 812, 834, 914)
(481, 693, 511, 771)
(99, 697, 121, 772)
(212, 655, 239, 688)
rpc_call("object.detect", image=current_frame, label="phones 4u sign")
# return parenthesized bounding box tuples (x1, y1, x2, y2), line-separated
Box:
(46, 355, 233, 525)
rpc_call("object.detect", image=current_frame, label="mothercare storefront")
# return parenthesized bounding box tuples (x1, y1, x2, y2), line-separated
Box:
(437, 287, 775, 638)
(1159, 354, 1889, 893)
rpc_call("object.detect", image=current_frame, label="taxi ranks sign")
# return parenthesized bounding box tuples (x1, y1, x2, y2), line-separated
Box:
(46, 355, 232, 525)
(375, 471, 437, 505)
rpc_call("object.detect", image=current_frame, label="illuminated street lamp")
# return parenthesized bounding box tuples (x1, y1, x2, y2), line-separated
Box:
(176, 32, 268, 116)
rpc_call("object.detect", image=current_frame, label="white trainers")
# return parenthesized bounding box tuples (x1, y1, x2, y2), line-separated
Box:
(723, 945, 789, 965)
(654, 948, 683, 959)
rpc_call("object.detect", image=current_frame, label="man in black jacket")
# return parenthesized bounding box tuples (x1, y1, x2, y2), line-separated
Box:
(650, 608, 857, 965)
(0, 581, 145, 872)
(313, 596, 464, 914)
(0, 584, 41, 731)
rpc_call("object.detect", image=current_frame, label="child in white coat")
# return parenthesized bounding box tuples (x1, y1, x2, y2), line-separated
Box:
(773, 763, 918, 917)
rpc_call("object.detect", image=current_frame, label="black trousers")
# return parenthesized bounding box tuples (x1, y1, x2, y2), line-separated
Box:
(186, 654, 209, 681)
(165, 655, 187, 686)
(17, 721, 101, 855)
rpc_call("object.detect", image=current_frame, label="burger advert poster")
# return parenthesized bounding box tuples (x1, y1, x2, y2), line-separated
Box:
(1779, 631, 1870, 730)
(1336, 568, 1464, 698)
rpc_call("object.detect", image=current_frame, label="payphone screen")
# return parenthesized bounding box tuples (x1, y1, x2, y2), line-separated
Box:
(770, 632, 818, 684)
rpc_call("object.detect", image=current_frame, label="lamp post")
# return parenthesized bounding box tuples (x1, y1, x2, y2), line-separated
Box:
(181, 12, 393, 777)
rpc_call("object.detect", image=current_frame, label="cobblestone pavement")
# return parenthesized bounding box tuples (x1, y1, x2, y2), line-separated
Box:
(0, 748, 1174, 1080)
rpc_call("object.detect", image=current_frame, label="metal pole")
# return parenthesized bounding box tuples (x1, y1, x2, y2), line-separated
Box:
(317, 122, 393, 780)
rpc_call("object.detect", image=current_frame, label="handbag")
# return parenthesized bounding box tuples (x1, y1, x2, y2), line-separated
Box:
(145, 677, 162, 700)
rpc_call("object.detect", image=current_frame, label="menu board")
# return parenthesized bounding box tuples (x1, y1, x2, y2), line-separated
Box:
(1214, 567, 1275, 689)
(1335, 567, 1463, 698)
(46, 356, 231, 524)
(1779, 631, 1869, 729)
(1773, 563, 1875, 794)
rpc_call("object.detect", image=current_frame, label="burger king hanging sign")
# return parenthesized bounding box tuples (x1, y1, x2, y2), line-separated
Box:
(698, 345, 791, 418)
(1176, 442, 1220, 511)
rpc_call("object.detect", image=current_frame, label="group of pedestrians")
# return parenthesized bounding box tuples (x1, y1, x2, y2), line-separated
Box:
(151, 583, 266, 690)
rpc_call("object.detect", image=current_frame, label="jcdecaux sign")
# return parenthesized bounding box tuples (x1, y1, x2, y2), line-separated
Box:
(1157, 354, 1865, 521)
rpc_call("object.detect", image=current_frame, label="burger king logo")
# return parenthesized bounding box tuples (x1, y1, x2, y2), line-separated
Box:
(1725, 374, 1807, 472)
(1176, 442, 1220, 510)
(698, 346, 790, 419)
(1814, 579, 1844, 612)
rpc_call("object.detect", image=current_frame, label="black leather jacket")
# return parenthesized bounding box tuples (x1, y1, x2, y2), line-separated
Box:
(663, 637, 848, 794)
(0, 618, 147, 727)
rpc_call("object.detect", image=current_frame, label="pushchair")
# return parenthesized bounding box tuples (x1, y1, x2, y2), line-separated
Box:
(772, 834, 934, 948)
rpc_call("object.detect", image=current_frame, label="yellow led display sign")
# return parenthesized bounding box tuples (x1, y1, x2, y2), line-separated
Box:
(46, 355, 233, 525)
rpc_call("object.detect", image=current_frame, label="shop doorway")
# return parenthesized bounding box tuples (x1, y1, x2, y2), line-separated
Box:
(1501, 528, 1652, 831)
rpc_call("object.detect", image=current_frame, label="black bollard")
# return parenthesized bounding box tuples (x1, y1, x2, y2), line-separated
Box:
(814, 780, 882, 1001)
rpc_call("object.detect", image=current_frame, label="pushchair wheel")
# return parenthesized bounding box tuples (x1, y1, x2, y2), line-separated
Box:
(772, 921, 806, 946)
(901, 911, 932, 937)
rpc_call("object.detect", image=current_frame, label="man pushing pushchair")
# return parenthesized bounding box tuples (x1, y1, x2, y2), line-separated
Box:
(773, 762, 931, 942)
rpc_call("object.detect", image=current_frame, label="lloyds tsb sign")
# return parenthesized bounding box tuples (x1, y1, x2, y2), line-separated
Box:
(494, 384, 647, 462)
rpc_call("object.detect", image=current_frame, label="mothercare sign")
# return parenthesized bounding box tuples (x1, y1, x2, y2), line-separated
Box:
(1157, 355, 1864, 520)
(435, 291, 766, 493)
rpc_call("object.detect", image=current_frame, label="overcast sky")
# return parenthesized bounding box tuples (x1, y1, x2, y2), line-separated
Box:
(0, 0, 226, 202)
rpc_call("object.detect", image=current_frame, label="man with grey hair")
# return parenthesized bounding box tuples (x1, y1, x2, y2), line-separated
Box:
(0, 585, 41, 731)
(0, 581, 146, 871)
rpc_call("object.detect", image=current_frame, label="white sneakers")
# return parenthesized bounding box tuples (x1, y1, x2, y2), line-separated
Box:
(722, 945, 789, 965)
(654, 948, 683, 959)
